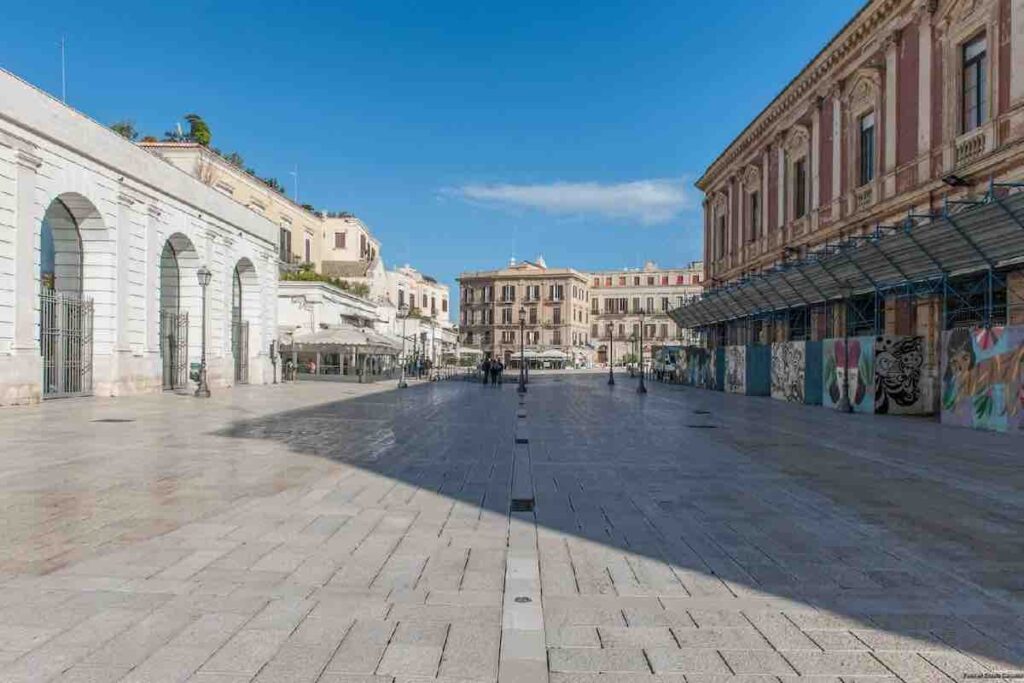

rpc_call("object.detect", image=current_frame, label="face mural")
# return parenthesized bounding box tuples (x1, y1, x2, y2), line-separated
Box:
(941, 326, 1024, 433)
(771, 341, 806, 403)
(874, 336, 925, 414)
(823, 337, 875, 412)
(725, 346, 746, 394)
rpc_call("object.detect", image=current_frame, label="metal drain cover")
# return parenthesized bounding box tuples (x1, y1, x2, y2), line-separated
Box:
(511, 499, 534, 512)
(686, 424, 717, 429)
(92, 418, 136, 423)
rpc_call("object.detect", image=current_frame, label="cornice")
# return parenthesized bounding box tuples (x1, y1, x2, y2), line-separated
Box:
(697, 0, 908, 192)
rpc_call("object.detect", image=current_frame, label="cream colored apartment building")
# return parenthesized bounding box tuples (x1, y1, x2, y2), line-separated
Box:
(588, 261, 704, 365)
(458, 260, 591, 365)
(139, 142, 323, 269)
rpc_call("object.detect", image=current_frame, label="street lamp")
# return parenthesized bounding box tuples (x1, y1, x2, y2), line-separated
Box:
(607, 323, 615, 386)
(195, 265, 212, 398)
(517, 305, 527, 393)
(836, 284, 853, 413)
(637, 308, 647, 394)
(398, 304, 409, 388)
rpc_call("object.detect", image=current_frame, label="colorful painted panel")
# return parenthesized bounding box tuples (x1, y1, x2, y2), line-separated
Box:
(724, 345, 746, 394)
(771, 341, 806, 403)
(941, 326, 1024, 434)
(679, 347, 712, 388)
(823, 336, 875, 413)
(874, 335, 927, 415)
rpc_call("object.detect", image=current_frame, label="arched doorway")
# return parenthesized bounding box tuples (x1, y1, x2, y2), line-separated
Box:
(232, 258, 258, 384)
(159, 234, 200, 390)
(39, 195, 96, 398)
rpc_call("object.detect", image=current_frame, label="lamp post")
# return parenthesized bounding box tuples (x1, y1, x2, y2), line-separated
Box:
(637, 308, 647, 394)
(607, 323, 615, 386)
(195, 265, 212, 398)
(836, 285, 853, 413)
(517, 305, 527, 393)
(398, 304, 409, 388)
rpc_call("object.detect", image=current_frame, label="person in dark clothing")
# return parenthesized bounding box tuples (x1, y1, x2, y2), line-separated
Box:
(481, 358, 491, 385)
(491, 360, 503, 385)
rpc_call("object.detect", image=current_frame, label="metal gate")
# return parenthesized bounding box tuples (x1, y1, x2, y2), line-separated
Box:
(232, 320, 249, 384)
(40, 288, 94, 399)
(160, 311, 189, 390)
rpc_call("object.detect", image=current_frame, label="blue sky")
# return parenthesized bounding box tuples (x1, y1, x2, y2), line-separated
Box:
(3, 0, 862, 311)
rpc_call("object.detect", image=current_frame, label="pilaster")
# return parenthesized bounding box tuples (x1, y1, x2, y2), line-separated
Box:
(12, 148, 42, 352)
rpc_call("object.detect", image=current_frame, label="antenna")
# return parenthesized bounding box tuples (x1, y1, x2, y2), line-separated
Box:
(59, 34, 67, 103)
(289, 165, 299, 203)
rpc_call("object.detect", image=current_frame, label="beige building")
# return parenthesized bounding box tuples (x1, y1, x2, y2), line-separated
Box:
(589, 261, 704, 365)
(138, 142, 323, 270)
(320, 214, 380, 277)
(458, 260, 591, 366)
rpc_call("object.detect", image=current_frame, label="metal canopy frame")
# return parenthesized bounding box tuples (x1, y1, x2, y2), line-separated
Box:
(669, 181, 1024, 332)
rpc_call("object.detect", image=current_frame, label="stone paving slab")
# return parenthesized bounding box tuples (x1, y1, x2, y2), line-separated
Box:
(1, 376, 1024, 681)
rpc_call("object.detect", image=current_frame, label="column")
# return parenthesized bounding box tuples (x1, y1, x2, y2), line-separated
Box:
(115, 190, 137, 352)
(145, 206, 161, 354)
(1012, 0, 1024, 105)
(12, 149, 42, 352)
(884, 32, 899, 196)
(777, 140, 786, 229)
(761, 148, 770, 239)
(726, 179, 734, 261)
(918, 10, 933, 179)
(832, 91, 842, 203)
(811, 100, 822, 225)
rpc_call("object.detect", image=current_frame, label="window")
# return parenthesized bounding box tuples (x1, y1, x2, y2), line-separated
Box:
(553, 307, 562, 325)
(399, 290, 405, 308)
(618, 323, 625, 338)
(716, 216, 726, 258)
(618, 297, 628, 313)
(660, 324, 668, 339)
(793, 158, 808, 219)
(360, 234, 367, 258)
(552, 331, 562, 346)
(550, 284, 564, 301)
(676, 275, 685, 285)
(304, 235, 311, 263)
(501, 284, 516, 302)
(859, 112, 876, 185)
(525, 284, 540, 301)
(591, 299, 599, 314)
(591, 323, 598, 337)
(502, 307, 513, 324)
(422, 294, 428, 308)
(431, 296, 437, 314)
(442, 299, 448, 313)
(647, 276, 655, 285)
(632, 297, 640, 312)
(618, 276, 626, 286)
(661, 276, 669, 285)
(593, 277, 600, 287)
(634, 276, 640, 286)
(529, 307, 537, 324)
(661, 297, 669, 311)
(604, 277, 612, 286)
(334, 232, 346, 249)
(502, 330, 515, 344)
(646, 297, 654, 312)
(748, 191, 760, 241)
(278, 227, 292, 262)
(465, 331, 474, 344)
(962, 35, 987, 133)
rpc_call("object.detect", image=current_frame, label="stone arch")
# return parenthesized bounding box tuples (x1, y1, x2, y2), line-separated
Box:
(231, 257, 260, 383)
(159, 233, 201, 389)
(40, 193, 105, 296)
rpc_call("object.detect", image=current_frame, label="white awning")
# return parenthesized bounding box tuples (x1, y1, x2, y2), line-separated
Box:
(289, 326, 400, 353)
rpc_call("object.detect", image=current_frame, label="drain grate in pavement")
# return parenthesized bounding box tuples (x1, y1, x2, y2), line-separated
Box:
(686, 424, 717, 429)
(693, 409, 711, 415)
(92, 418, 136, 423)
(511, 499, 534, 512)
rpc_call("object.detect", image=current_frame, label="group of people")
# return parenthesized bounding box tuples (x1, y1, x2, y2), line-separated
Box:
(479, 357, 505, 385)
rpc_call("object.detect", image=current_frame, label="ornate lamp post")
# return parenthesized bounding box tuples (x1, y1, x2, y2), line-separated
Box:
(836, 284, 853, 413)
(637, 308, 647, 394)
(607, 322, 615, 386)
(195, 265, 212, 398)
(398, 304, 409, 388)
(517, 305, 527, 394)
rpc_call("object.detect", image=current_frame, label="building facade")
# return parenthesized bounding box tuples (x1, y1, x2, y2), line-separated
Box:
(320, 214, 380, 280)
(458, 260, 592, 366)
(674, 0, 1024, 433)
(138, 142, 323, 270)
(589, 261, 704, 365)
(0, 70, 278, 404)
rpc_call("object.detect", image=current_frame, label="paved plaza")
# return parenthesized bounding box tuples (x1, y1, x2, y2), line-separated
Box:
(1, 374, 1024, 682)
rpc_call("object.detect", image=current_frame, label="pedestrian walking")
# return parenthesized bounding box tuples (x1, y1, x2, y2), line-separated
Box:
(481, 358, 491, 385)
(491, 359, 503, 385)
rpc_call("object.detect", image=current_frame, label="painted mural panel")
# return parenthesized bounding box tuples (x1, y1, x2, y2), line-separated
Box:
(874, 335, 927, 414)
(941, 326, 1024, 434)
(724, 345, 746, 394)
(823, 336, 875, 413)
(679, 347, 712, 388)
(771, 341, 806, 403)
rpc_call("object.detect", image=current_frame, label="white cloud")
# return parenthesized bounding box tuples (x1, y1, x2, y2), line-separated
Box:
(447, 178, 694, 224)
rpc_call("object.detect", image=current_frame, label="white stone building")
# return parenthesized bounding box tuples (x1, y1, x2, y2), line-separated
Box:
(0, 69, 278, 404)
